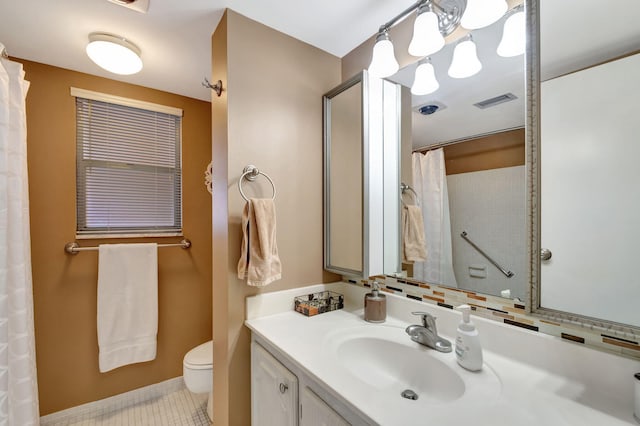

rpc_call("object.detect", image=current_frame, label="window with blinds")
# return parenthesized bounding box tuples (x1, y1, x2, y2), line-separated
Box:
(75, 90, 182, 236)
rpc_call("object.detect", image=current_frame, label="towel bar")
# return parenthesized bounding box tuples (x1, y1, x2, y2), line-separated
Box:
(64, 239, 191, 255)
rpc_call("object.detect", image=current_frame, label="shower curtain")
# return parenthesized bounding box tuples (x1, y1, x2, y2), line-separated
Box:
(0, 57, 40, 425)
(411, 149, 457, 287)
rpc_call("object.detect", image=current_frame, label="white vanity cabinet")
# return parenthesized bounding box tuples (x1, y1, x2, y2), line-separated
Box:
(251, 336, 368, 426)
(251, 341, 298, 426)
(300, 386, 350, 426)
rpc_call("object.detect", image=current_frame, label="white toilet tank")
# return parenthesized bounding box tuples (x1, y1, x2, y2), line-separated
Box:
(183, 340, 213, 394)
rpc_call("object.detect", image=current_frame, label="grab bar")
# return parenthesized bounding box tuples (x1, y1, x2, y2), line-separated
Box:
(460, 231, 514, 278)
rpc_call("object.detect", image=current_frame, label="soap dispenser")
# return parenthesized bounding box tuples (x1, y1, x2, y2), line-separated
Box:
(455, 304, 483, 371)
(364, 281, 386, 323)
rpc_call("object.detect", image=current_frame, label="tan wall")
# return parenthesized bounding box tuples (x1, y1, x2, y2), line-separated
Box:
(211, 10, 342, 425)
(20, 59, 213, 415)
(442, 128, 525, 174)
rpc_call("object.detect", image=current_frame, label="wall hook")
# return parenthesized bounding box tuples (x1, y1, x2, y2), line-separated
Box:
(202, 77, 223, 97)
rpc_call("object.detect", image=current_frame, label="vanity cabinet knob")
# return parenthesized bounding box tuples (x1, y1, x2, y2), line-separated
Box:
(540, 248, 552, 261)
(279, 382, 288, 394)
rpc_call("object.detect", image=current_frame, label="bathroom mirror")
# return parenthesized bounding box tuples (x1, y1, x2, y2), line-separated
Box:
(323, 71, 401, 278)
(530, 0, 640, 331)
(384, 9, 527, 300)
(324, 73, 365, 276)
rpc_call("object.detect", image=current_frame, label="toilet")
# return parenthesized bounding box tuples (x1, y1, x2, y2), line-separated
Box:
(183, 340, 213, 421)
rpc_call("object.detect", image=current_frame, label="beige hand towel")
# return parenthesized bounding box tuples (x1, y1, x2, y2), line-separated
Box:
(402, 205, 428, 263)
(97, 243, 158, 373)
(238, 198, 282, 286)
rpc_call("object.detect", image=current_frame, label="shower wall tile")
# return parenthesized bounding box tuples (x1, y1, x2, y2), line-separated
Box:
(447, 166, 526, 300)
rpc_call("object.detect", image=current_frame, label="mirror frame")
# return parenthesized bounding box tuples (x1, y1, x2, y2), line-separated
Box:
(323, 71, 370, 277)
(526, 0, 640, 339)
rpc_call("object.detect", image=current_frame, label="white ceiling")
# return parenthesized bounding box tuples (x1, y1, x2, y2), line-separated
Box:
(2, 0, 638, 139)
(0, 0, 417, 101)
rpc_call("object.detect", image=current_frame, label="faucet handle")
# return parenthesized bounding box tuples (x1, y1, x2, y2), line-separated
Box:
(411, 311, 436, 329)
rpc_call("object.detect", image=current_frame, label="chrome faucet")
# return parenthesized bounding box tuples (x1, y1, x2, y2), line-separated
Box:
(405, 311, 452, 353)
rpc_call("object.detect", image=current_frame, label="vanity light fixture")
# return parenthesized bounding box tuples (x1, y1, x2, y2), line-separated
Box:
(86, 32, 143, 75)
(497, 5, 525, 57)
(448, 35, 482, 79)
(368, 0, 465, 78)
(460, 0, 508, 30)
(368, 0, 519, 82)
(411, 58, 440, 95)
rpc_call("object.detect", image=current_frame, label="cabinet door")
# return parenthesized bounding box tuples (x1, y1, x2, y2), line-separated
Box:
(300, 386, 350, 426)
(251, 341, 298, 426)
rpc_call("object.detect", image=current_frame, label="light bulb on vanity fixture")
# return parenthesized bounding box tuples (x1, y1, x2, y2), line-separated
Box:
(86, 32, 143, 75)
(497, 5, 525, 57)
(460, 0, 508, 30)
(368, 30, 399, 78)
(408, 4, 445, 57)
(411, 58, 439, 95)
(448, 35, 482, 78)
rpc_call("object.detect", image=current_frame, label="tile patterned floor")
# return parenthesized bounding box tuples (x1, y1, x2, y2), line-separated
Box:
(40, 378, 210, 426)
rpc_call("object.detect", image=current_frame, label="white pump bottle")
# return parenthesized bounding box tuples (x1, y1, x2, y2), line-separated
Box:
(455, 304, 483, 371)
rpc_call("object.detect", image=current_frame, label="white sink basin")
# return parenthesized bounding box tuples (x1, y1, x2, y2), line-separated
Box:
(324, 323, 501, 405)
(337, 335, 465, 403)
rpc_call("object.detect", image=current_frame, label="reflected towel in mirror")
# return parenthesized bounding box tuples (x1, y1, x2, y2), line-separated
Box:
(402, 205, 428, 263)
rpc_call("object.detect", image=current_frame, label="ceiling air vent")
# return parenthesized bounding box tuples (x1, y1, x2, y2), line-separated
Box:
(473, 93, 517, 109)
(107, 0, 149, 13)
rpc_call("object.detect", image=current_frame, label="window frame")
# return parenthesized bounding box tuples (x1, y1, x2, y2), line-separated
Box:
(71, 88, 184, 239)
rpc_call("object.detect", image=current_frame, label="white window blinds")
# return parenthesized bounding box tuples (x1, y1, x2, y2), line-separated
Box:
(75, 95, 182, 235)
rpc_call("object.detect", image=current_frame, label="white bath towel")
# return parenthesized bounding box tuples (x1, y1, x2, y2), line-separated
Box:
(238, 198, 282, 286)
(97, 243, 158, 372)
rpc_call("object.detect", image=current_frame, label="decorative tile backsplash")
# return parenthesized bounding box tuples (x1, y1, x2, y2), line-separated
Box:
(348, 276, 640, 359)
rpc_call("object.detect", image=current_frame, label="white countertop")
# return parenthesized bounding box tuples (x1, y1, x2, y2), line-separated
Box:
(245, 282, 638, 426)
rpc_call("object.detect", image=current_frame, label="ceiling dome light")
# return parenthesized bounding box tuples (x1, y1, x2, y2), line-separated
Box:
(448, 36, 482, 79)
(86, 33, 143, 75)
(461, 0, 508, 30)
(497, 9, 525, 57)
(408, 6, 445, 57)
(411, 58, 439, 96)
(368, 31, 399, 78)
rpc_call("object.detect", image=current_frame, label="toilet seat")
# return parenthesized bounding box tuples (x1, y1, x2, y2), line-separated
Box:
(183, 340, 212, 370)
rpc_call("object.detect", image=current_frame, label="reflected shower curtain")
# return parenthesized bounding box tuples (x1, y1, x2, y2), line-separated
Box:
(0, 58, 40, 424)
(412, 149, 457, 287)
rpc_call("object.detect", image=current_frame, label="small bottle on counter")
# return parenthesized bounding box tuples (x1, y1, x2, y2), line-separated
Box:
(364, 281, 386, 323)
(455, 304, 483, 371)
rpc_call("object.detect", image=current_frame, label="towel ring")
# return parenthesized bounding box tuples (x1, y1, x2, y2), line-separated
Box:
(238, 165, 276, 202)
(400, 182, 420, 207)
